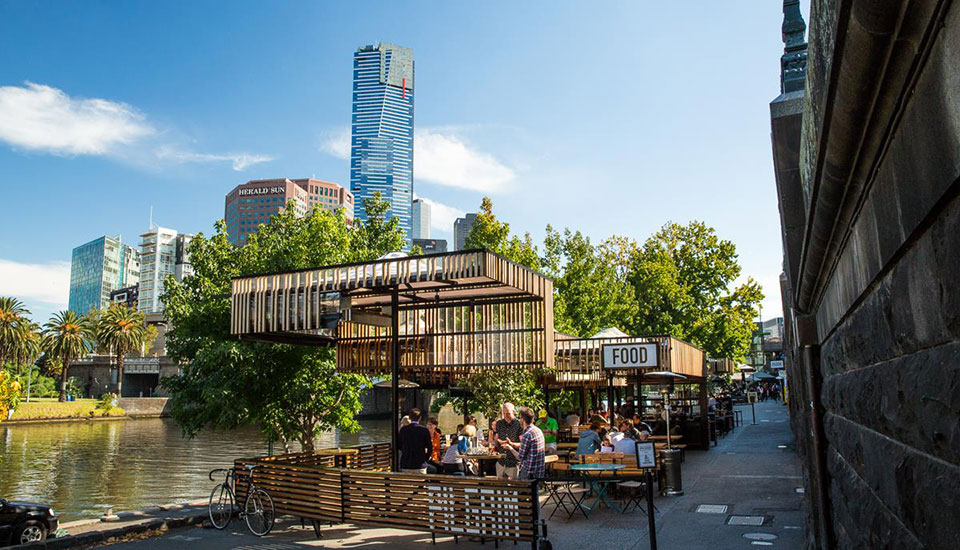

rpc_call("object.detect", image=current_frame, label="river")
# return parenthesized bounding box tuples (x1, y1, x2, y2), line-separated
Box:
(0, 417, 392, 522)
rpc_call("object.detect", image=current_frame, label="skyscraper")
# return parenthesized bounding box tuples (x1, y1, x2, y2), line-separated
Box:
(411, 198, 430, 240)
(68, 236, 140, 316)
(138, 226, 193, 314)
(350, 42, 415, 243)
(453, 213, 478, 251)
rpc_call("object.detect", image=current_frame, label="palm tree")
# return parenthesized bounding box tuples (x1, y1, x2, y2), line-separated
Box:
(15, 322, 42, 402)
(0, 297, 31, 366)
(96, 305, 149, 398)
(43, 311, 93, 402)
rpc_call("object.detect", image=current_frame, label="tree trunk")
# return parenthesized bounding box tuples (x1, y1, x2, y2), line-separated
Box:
(116, 352, 124, 397)
(59, 357, 69, 402)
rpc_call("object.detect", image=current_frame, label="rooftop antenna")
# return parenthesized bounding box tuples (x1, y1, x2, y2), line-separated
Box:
(149, 206, 156, 229)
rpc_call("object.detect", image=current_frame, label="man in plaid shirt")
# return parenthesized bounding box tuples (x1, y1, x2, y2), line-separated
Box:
(505, 407, 546, 480)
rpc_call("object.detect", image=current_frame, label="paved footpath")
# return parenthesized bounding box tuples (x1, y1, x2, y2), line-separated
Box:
(81, 401, 805, 550)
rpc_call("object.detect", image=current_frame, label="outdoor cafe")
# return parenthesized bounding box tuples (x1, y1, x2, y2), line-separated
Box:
(228, 249, 719, 547)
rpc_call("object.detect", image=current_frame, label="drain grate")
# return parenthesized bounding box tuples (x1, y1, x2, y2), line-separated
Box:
(696, 504, 729, 514)
(728, 515, 765, 526)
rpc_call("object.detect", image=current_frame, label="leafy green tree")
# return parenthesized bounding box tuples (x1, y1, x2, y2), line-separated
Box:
(627, 221, 762, 360)
(96, 304, 150, 397)
(161, 197, 403, 450)
(436, 367, 544, 421)
(43, 310, 94, 402)
(542, 226, 637, 337)
(465, 197, 541, 270)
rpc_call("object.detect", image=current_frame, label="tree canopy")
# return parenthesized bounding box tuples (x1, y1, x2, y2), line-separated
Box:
(161, 194, 402, 450)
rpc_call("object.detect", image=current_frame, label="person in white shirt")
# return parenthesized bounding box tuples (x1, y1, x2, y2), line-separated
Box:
(612, 420, 639, 455)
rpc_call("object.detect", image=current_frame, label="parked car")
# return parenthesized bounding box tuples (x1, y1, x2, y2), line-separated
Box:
(0, 498, 58, 546)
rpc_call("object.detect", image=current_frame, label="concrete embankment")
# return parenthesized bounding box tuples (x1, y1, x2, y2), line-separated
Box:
(5, 398, 170, 424)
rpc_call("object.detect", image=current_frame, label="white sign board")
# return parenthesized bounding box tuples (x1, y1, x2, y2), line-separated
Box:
(601, 343, 659, 369)
(636, 442, 657, 468)
(770, 360, 784, 370)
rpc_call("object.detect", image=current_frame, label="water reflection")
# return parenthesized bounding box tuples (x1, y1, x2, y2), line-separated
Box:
(0, 418, 391, 522)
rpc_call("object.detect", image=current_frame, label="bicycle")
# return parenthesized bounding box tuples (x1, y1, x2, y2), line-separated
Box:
(208, 464, 276, 536)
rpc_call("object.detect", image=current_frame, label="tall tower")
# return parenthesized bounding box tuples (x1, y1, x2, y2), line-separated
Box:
(350, 42, 415, 243)
(411, 198, 430, 240)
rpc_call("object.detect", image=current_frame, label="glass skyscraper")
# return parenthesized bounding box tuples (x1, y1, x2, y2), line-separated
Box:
(351, 42, 414, 242)
(68, 235, 140, 316)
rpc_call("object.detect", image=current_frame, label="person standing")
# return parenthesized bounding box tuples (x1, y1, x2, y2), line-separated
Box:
(505, 407, 546, 481)
(535, 409, 559, 454)
(398, 408, 432, 474)
(492, 402, 523, 479)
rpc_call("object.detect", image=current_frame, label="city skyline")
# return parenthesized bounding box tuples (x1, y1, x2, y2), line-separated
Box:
(0, 2, 804, 324)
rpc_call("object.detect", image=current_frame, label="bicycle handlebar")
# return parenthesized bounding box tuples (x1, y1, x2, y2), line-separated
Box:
(209, 468, 231, 481)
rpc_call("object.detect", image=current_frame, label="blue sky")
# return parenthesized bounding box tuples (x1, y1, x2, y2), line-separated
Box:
(0, 1, 802, 324)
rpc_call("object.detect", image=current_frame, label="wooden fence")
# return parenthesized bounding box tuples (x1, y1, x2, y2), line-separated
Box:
(235, 443, 542, 547)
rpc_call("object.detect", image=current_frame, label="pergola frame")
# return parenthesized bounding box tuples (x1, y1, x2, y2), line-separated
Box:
(231, 250, 554, 470)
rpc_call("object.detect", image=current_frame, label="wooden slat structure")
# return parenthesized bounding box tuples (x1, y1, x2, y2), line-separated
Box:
(230, 250, 555, 384)
(551, 334, 706, 388)
(235, 444, 542, 547)
(708, 358, 735, 375)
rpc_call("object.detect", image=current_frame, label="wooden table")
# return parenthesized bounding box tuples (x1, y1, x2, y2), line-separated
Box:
(457, 453, 503, 477)
(648, 434, 683, 442)
(315, 447, 359, 468)
(557, 442, 579, 450)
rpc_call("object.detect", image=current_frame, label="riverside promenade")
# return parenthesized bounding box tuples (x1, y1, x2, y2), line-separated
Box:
(19, 401, 804, 550)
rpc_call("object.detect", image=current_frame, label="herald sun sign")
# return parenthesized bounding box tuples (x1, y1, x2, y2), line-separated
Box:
(601, 343, 659, 369)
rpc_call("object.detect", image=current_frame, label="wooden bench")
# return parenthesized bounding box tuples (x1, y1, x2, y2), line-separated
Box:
(236, 444, 546, 549)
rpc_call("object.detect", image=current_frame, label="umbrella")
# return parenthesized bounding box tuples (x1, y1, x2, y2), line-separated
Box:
(750, 372, 777, 381)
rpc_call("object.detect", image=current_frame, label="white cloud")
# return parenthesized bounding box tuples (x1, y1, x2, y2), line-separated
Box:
(0, 258, 70, 308)
(417, 196, 465, 235)
(320, 126, 516, 193)
(414, 129, 515, 193)
(0, 82, 155, 155)
(155, 146, 274, 171)
(0, 82, 272, 171)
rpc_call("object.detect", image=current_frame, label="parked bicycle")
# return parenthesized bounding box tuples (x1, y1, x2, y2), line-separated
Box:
(208, 465, 276, 536)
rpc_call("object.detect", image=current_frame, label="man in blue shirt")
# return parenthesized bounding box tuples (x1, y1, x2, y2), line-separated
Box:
(576, 421, 603, 457)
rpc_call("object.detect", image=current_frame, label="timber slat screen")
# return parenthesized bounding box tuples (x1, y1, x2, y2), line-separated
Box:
(230, 250, 555, 383)
(552, 335, 706, 387)
(236, 444, 540, 545)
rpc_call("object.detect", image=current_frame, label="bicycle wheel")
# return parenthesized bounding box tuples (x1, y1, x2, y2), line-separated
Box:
(208, 483, 234, 529)
(243, 488, 275, 536)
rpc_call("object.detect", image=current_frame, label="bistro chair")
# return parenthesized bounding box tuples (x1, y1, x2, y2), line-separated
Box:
(615, 451, 659, 514)
(542, 462, 589, 520)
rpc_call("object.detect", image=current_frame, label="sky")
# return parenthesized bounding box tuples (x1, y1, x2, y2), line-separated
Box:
(0, 1, 804, 325)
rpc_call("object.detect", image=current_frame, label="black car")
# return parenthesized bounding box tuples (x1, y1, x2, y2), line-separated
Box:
(0, 499, 58, 546)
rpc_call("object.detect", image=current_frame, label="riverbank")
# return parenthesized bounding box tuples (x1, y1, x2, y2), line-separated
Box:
(6, 397, 170, 423)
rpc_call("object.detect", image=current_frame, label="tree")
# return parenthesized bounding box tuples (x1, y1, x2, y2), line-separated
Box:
(0, 297, 30, 366)
(161, 198, 402, 450)
(542, 226, 637, 337)
(465, 197, 541, 270)
(626, 221, 763, 360)
(436, 366, 545, 421)
(43, 310, 94, 402)
(96, 304, 150, 397)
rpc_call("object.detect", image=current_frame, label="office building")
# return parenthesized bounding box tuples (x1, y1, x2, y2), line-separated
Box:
(413, 238, 447, 253)
(351, 42, 415, 242)
(453, 213, 477, 251)
(109, 285, 139, 308)
(224, 178, 353, 246)
(411, 198, 430, 240)
(138, 226, 194, 314)
(68, 236, 140, 316)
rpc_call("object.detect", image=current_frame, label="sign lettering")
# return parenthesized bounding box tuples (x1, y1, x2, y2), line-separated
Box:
(601, 342, 659, 369)
(238, 186, 285, 196)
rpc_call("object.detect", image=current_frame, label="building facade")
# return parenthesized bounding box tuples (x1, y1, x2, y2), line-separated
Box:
(453, 213, 477, 251)
(138, 226, 193, 314)
(224, 178, 353, 246)
(350, 42, 415, 243)
(411, 198, 430, 240)
(109, 285, 139, 308)
(771, 1, 960, 547)
(68, 236, 140, 316)
(412, 238, 447, 253)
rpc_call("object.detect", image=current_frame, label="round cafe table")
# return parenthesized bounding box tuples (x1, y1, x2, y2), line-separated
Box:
(570, 463, 626, 515)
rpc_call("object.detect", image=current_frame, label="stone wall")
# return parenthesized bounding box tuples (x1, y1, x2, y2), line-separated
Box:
(774, 1, 960, 547)
(118, 397, 172, 418)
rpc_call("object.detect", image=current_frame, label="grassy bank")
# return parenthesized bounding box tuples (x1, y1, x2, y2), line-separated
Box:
(9, 398, 126, 421)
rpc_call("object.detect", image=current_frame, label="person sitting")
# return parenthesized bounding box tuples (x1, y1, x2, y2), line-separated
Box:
(565, 411, 581, 427)
(398, 408, 432, 474)
(576, 421, 603, 457)
(600, 435, 615, 453)
(535, 409, 559, 454)
(442, 424, 474, 475)
(613, 421, 639, 454)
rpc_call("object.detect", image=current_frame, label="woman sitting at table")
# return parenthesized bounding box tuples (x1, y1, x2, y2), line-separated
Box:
(442, 424, 475, 475)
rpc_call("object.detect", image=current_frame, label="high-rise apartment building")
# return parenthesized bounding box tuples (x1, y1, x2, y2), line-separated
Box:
(138, 226, 194, 314)
(411, 198, 430, 240)
(351, 42, 415, 243)
(68, 236, 140, 316)
(453, 213, 478, 251)
(224, 178, 354, 246)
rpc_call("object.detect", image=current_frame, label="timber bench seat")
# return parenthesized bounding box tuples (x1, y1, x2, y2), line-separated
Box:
(235, 444, 546, 549)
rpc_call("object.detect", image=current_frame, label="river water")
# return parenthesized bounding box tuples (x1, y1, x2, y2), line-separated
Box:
(0, 417, 392, 522)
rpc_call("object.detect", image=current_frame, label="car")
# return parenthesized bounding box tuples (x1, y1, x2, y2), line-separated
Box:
(0, 498, 59, 546)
